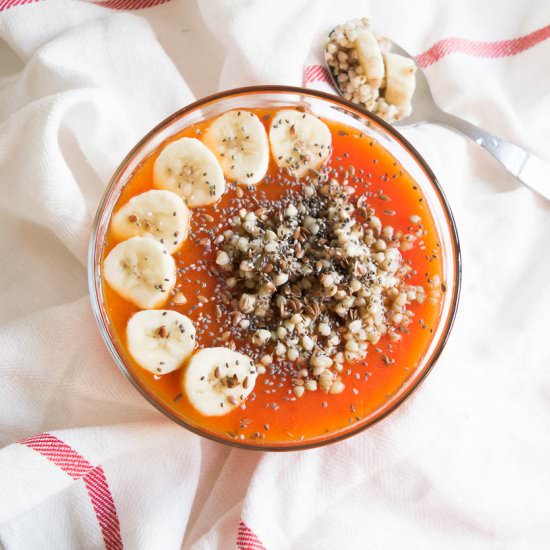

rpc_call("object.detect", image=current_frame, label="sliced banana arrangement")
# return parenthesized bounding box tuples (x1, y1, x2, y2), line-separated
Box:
(111, 190, 191, 253)
(184, 347, 258, 416)
(103, 236, 176, 308)
(154, 137, 225, 207)
(106, 107, 346, 412)
(203, 110, 269, 186)
(269, 110, 332, 177)
(127, 310, 195, 374)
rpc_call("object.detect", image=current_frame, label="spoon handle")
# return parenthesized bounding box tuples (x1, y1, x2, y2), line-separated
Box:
(432, 110, 550, 200)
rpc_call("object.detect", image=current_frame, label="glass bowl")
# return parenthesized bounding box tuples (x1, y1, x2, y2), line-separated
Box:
(89, 86, 461, 451)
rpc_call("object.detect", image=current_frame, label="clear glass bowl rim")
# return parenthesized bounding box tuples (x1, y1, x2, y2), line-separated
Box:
(88, 85, 462, 452)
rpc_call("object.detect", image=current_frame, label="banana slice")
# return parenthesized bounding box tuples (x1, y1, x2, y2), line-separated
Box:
(383, 53, 417, 109)
(103, 236, 175, 308)
(153, 137, 225, 207)
(203, 110, 269, 186)
(184, 347, 258, 416)
(111, 190, 191, 253)
(269, 110, 332, 177)
(355, 28, 385, 88)
(127, 309, 195, 374)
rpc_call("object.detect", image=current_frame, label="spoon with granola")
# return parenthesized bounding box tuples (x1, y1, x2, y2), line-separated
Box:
(324, 19, 550, 200)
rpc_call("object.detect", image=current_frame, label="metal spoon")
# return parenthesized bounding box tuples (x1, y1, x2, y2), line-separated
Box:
(325, 40, 550, 200)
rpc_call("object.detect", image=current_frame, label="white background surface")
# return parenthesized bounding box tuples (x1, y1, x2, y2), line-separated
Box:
(0, 1, 549, 548)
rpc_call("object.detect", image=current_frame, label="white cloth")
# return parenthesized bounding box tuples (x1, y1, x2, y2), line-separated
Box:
(1, 0, 550, 548)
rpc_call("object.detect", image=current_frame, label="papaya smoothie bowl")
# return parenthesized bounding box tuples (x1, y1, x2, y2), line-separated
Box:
(88, 86, 461, 451)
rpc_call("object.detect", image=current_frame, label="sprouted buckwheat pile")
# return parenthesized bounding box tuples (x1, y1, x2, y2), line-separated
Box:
(211, 169, 426, 398)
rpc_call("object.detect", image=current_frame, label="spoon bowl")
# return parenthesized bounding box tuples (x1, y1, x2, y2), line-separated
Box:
(324, 34, 550, 199)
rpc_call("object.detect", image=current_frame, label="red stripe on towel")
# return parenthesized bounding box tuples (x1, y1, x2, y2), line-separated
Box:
(303, 64, 331, 86)
(0, 0, 171, 11)
(236, 519, 267, 550)
(91, 0, 172, 10)
(0, 0, 43, 13)
(21, 433, 123, 550)
(416, 23, 550, 67)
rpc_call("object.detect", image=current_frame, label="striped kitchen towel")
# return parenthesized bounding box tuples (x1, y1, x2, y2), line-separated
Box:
(1, 0, 549, 548)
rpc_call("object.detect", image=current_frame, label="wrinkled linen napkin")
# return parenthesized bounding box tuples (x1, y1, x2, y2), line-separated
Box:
(1, 0, 549, 548)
